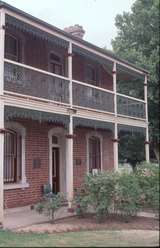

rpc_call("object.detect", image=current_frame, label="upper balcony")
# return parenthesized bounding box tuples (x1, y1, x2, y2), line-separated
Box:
(2, 13, 147, 120)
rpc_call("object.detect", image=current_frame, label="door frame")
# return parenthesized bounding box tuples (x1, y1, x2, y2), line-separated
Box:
(51, 146, 60, 193)
(48, 127, 66, 193)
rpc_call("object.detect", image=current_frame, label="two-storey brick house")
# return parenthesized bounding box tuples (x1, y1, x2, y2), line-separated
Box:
(0, 1, 150, 225)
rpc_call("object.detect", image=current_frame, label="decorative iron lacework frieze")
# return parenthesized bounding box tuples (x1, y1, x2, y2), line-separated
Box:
(4, 106, 70, 127)
(5, 14, 69, 48)
(72, 45, 113, 70)
(73, 117, 114, 132)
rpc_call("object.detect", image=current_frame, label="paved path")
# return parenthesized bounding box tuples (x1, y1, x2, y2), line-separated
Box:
(4, 206, 74, 230)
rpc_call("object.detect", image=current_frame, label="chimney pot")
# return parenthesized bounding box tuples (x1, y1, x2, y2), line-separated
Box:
(64, 24, 85, 39)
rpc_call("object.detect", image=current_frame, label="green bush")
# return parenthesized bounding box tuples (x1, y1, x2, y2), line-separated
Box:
(114, 172, 142, 218)
(84, 172, 116, 222)
(73, 188, 89, 218)
(72, 163, 159, 222)
(36, 192, 65, 223)
(136, 162, 159, 212)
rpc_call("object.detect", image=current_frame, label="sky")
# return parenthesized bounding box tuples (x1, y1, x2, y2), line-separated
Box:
(3, 0, 135, 49)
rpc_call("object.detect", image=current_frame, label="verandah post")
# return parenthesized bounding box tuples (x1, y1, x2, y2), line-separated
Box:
(0, 9, 5, 226)
(113, 62, 119, 170)
(144, 74, 150, 162)
(66, 41, 74, 208)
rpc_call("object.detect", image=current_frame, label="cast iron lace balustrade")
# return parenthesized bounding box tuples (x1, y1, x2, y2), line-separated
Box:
(4, 61, 70, 104)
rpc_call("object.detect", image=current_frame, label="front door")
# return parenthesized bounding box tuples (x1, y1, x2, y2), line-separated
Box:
(52, 147, 60, 193)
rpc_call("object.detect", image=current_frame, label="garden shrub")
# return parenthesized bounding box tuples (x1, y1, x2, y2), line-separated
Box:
(136, 162, 159, 212)
(73, 188, 89, 218)
(73, 163, 159, 222)
(36, 190, 65, 223)
(84, 172, 116, 222)
(114, 172, 142, 219)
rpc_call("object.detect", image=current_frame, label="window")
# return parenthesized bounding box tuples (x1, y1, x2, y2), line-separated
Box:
(88, 136, 101, 173)
(85, 64, 99, 85)
(4, 130, 22, 184)
(49, 52, 63, 75)
(5, 34, 19, 61)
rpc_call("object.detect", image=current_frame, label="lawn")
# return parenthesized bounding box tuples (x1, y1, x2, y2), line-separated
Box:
(0, 230, 159, 247)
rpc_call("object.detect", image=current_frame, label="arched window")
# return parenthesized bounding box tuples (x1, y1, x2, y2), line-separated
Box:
(4, 129, 22, 183)
(88, 136, 101, 173)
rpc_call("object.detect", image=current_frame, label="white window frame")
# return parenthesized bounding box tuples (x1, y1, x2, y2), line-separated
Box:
(4, 122, 29, 190)
(86, 131, 103, 173)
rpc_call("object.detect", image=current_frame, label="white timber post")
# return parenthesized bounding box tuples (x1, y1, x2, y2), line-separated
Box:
(144, 75, 150, 162)
(66, 41, 74, 208)
(0, 9, 5, 226)
(113, 62, 119, 170)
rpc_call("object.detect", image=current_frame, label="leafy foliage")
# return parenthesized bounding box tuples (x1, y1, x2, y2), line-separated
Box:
(73, 188, 89, 218)
(73, 166, 159, 222)
(112, 0, 160, 161)
(36, 189, 65, 223)
(136, 162, 160, 211)
(118, 132, 145, 169)
(114, 172, 142, 218)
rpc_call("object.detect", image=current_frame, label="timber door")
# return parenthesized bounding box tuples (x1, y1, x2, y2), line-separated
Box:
(52, 147, 60, 193)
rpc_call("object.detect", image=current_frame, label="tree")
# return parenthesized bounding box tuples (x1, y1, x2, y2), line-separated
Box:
(112, 0, 159, 162)
(118, 132, 145, 169)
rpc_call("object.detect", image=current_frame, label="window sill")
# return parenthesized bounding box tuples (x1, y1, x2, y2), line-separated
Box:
(4, 182, 29, 190)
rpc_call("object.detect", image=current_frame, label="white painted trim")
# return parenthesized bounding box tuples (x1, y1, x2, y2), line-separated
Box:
(68, 42, 73, 107)
(114, 122, 118, 171)
(0, 9, 5, 95)
(117, 92, 146, 103)
(113, 62, 117, 117)
(73, 104, 115, 116)
(144, 75, 150, 162)
(5, 121, 27, 185)
(4, 182, 29, 190)
(66, 115, 73, 207)
(86, 131, 103, 174)
(2, 93, 148, 129)
(4, 58, 69, 81)
(0, 9, 5, 224)
(48, 127, 67, 194)
(4, 91, 70, 107)
(4, 10, 147, 76)
(117, 113, 146, 121)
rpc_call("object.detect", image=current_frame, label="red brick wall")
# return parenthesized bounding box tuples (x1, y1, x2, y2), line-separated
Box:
(4, 120, 52, 208)
(4, 121, 114, 208)
(73, 128, 114, 189)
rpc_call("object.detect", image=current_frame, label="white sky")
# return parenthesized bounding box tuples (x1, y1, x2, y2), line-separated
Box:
(4, 0, 135, 49)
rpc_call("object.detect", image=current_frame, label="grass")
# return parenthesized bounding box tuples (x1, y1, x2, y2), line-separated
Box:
(0, 230, 159, 247)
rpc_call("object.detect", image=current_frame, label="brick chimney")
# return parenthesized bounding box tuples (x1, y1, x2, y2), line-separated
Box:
(64, 24, 85, 39)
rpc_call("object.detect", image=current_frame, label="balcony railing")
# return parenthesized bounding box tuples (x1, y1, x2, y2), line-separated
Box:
(117, 94, 146, 119)
(4, 59, 146, 120)
(4, 60, 70, 104)
(73, 80, 114, 113)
